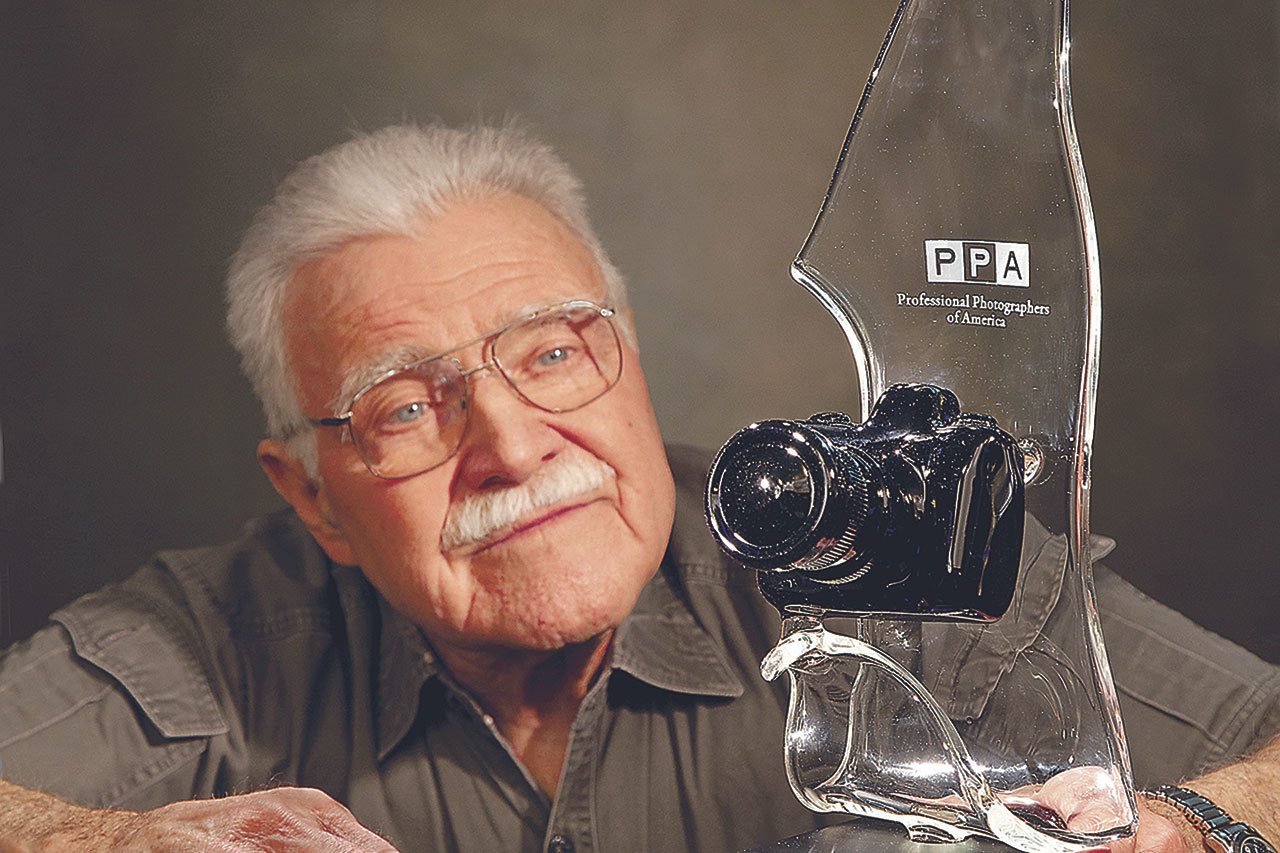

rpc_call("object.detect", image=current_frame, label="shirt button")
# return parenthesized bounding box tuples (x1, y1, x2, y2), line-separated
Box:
(547, 834, 574, 853)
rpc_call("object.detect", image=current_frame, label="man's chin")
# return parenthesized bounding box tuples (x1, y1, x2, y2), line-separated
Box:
(459, 612, 617, 656)
(513, 623, 614, 654)
(466, 576, 642, 654)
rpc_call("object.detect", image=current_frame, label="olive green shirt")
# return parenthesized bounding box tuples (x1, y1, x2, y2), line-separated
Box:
(1, 446, 1278, 851)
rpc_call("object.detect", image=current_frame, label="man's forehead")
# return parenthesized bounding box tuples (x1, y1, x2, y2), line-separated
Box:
(285, 194, 610, 414)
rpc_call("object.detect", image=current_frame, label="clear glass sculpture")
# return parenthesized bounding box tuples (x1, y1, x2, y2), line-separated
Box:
(708, 0, 1137, 849)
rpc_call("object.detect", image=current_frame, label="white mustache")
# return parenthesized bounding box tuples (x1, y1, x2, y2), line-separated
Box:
(441, 453, 617, 552)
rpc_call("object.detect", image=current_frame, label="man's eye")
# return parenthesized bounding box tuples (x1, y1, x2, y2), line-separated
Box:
(393, 402, 426, 423)
(536, 346, 572, 367)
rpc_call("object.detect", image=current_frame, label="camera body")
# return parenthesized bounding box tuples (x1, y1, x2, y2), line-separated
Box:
(705, 384, 1024, 622)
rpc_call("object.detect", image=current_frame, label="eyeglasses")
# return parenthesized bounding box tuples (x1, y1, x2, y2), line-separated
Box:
(309, 300, 624, 479)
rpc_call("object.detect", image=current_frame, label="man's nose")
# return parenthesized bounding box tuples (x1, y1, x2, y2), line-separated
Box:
(455, 362, 562, 490)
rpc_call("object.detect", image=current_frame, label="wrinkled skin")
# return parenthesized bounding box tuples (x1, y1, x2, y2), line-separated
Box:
(119, 788, 400, 853)
(260, 192, 676, 660)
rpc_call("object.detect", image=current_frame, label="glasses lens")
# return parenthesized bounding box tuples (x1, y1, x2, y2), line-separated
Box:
(493, 304, 623, 412)
(349, 358, 467, 477)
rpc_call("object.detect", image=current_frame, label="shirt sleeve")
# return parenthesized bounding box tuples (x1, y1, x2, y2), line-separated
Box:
(1094, 565, 1280, 787)
(0, 571, 231, 810)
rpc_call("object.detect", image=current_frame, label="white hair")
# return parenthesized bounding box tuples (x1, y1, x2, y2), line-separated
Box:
(441, 447, 616, 552)
(224, 122, 629, 475)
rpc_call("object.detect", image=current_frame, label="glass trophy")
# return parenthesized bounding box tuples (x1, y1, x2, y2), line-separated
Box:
(705, 1, 1137, 850)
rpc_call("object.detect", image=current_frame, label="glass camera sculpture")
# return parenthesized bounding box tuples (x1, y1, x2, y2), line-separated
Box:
(705, 1, 1137, 850)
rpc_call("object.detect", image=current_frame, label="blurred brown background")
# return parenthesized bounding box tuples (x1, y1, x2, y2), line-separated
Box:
(2, 3, 1277, 661)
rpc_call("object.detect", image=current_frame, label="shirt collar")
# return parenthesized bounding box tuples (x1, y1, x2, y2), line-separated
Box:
(372, 592, 440, 761)
(363, 550, 744, 762)
(609, 560, 744, 699)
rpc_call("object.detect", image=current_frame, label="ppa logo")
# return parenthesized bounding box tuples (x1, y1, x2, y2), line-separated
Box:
(925, 240, 1029, 288)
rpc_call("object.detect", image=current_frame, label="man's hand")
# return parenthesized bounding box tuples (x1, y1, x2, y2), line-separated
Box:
(1023, 729, 1280, 851)
(0, 782, 400, 852)
(119, 787, 400, 852)
(1104, 797, 1202, 853)
(1021, 768, 1199, 851)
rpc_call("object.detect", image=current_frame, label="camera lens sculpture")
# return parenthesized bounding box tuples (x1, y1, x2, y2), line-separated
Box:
(705, 2, 1137, 850)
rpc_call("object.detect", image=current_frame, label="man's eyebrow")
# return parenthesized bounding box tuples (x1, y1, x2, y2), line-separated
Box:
(328, 343, 434, 415)
(324, 296, 584, 415)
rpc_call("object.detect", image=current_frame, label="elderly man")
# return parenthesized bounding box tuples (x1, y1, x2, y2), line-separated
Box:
(0, 124, 1277, 852)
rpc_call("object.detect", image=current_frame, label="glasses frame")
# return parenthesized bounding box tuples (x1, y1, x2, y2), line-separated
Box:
(308, 299, 623, 478)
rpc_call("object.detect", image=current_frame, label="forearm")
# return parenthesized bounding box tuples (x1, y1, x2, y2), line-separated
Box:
(1182, 732, 1280, 841)
(0, 781, 397, 852)
(1135, 731, 1280, 852)
(0, 781, 139, 849)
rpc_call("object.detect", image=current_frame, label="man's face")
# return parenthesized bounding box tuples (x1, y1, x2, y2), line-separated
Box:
(275, 193, 676, 653)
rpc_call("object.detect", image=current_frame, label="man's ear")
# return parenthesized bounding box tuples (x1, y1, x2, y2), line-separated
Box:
(258, 438, 357, 566)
